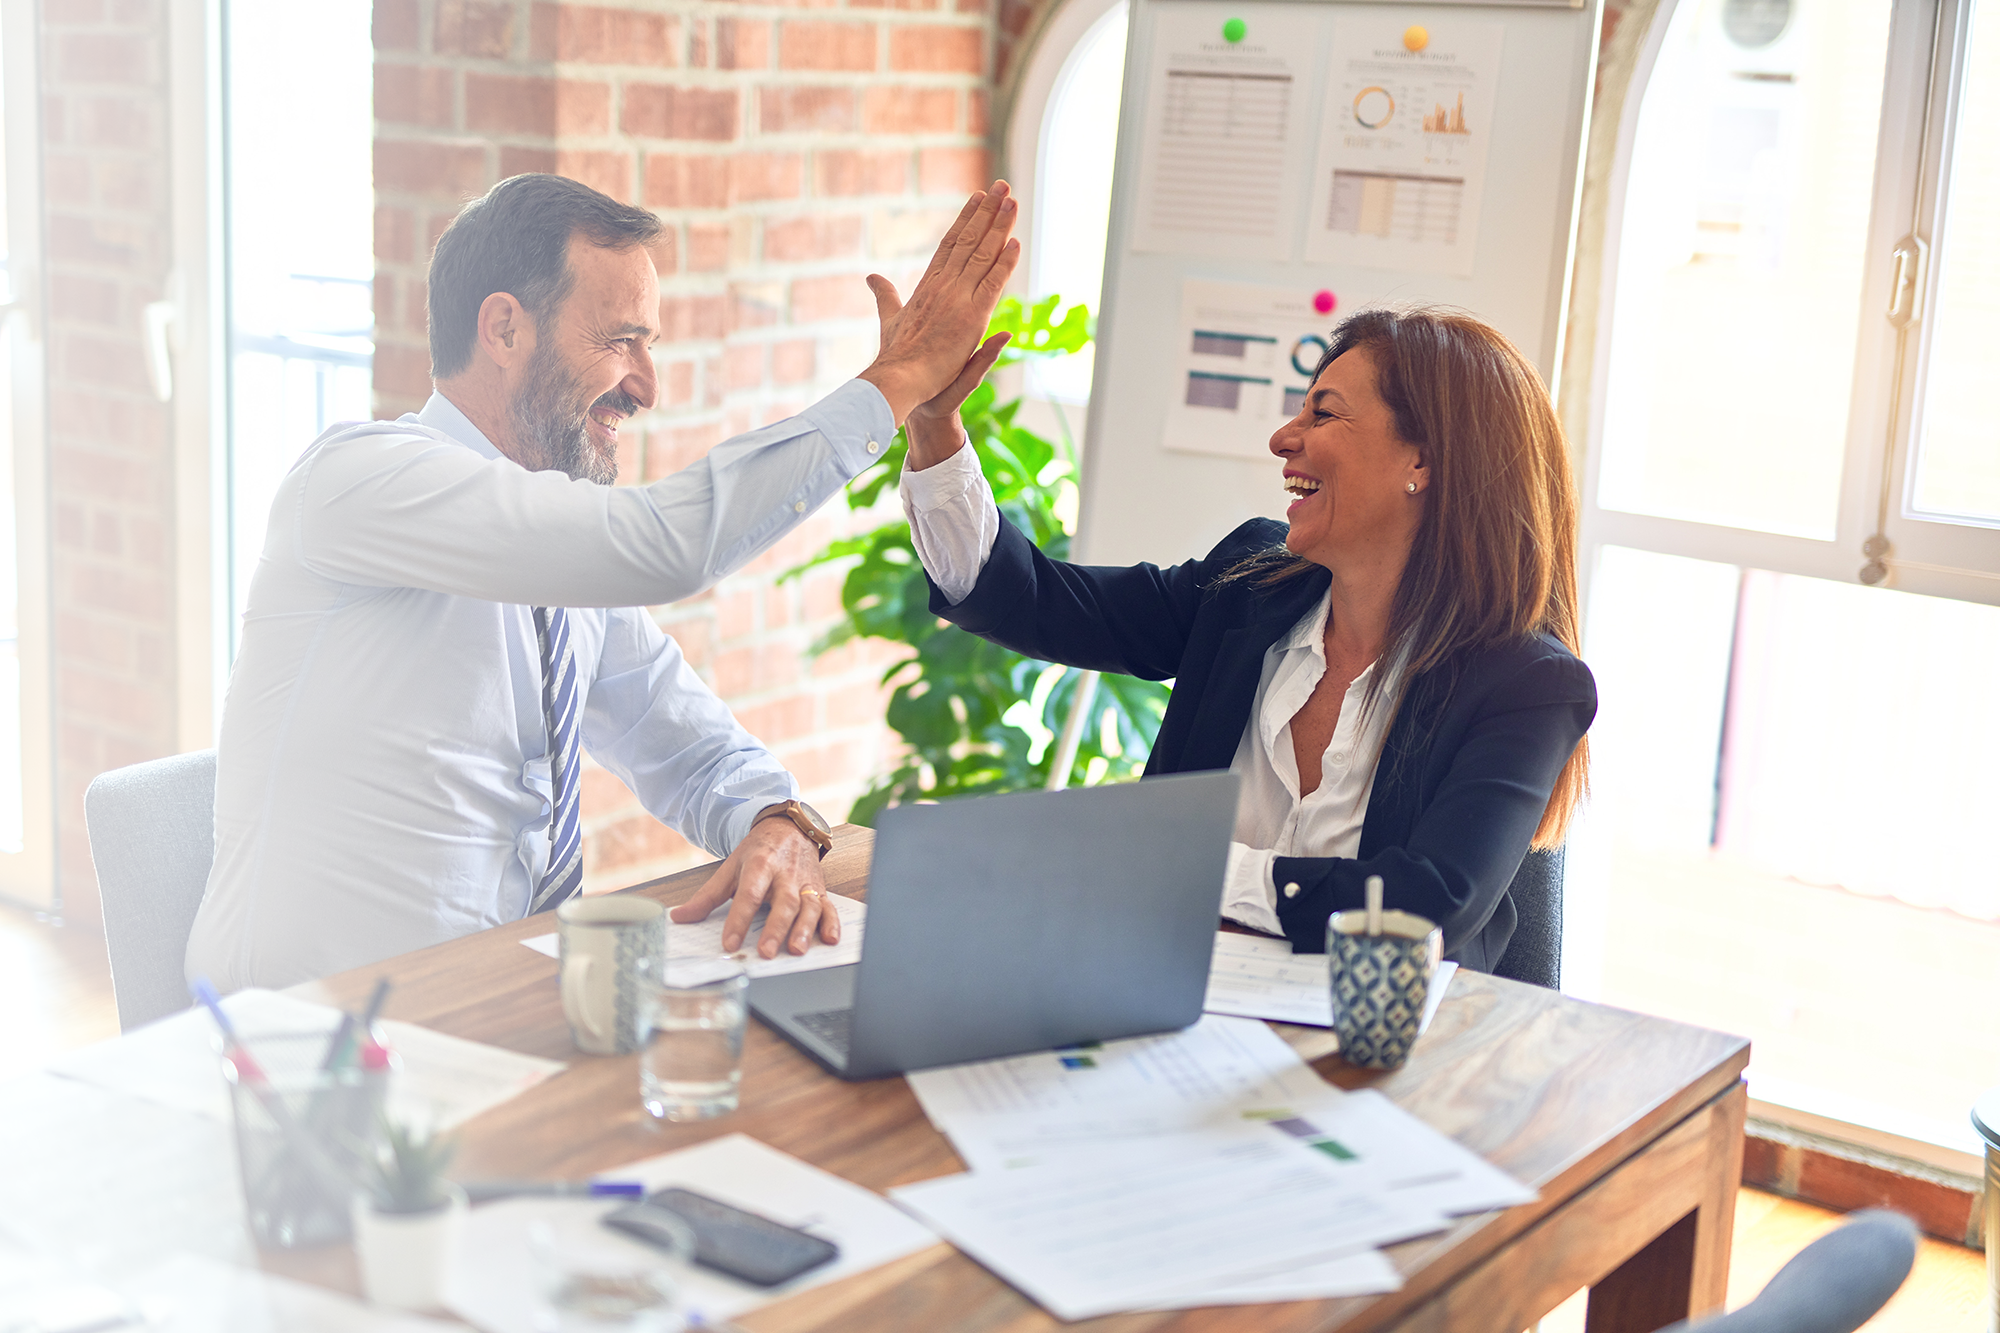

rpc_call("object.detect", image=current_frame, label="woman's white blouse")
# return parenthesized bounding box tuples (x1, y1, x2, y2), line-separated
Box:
(902, 446, 1394, 935)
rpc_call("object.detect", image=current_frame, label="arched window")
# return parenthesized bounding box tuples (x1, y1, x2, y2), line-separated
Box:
(1006, 0, 1128, 406)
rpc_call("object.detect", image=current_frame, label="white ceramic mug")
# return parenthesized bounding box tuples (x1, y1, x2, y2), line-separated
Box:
(556, 897, 665, 1055)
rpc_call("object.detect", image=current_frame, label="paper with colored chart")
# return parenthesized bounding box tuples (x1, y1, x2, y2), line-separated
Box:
(890, 1130, 1443, 1321)
(905, 1013, 1345, 1172)
(520, 891, 866, 986)
(1162, 278, 1340, 462)
(1305, 16, 1504, 275)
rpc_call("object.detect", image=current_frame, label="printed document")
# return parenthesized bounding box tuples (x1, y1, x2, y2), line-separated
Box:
(1130, 3, 1321, 259)
(521, 892, 865, 986)
(1304, 17, 1504, 275)
(445, 1134, 939, 1333)
(890, 1132, 1444, 1321)
(43, 989, 563, 1132)
(905, 1013, 1344, 1171)
(1204, 932, 1459, 1031)
(1162, 279, 1339, 461)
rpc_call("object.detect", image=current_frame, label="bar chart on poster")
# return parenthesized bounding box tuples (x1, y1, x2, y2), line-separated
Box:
(1076, 0, 1600, 566)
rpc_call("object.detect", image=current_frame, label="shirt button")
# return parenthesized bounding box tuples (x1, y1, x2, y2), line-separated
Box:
(866, 439, 880, 454)
(1332, 751, 1346, 763)
(793, 500, 806, 513)
(1283, 882, 1301, 899)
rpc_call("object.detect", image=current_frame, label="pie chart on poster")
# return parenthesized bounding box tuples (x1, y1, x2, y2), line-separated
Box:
(1353, 86, 1395, 130)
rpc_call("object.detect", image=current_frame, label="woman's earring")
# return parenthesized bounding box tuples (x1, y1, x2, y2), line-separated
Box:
(1405, 481, 1418, 494)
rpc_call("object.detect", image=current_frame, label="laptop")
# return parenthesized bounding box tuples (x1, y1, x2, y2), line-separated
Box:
(748, 770, 1241, 1080)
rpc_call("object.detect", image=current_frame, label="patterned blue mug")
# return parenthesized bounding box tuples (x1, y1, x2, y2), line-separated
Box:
(556, 896, 665, 1055)
(1326, 908, 1443, 1070)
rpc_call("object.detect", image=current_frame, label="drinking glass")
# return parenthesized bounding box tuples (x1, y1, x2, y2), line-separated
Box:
(529, 1219, 690, 1333)
(640, 961, 747, 1122)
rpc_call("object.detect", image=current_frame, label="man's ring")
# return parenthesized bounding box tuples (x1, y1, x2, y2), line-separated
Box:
(800, 889, 822, 902)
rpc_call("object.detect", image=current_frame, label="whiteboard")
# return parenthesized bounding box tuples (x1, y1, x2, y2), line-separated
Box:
(1075, 0, 1601, 566)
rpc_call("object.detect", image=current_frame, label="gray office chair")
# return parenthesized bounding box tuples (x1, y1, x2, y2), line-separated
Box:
(83, 748, 218, 1030)
(1493, 847, 1563, 989)
(1655, 1209, 1918, 1333)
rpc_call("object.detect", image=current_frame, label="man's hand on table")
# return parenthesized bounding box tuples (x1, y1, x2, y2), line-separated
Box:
(669, 816, 840, 960)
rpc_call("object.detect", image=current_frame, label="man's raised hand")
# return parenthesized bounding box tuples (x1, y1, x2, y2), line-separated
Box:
(858, 182, 1022, 425)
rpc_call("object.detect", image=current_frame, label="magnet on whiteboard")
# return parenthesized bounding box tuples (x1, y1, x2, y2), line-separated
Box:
(1222, 16, 1246, 42)
(1403, 25, 1429, 51)
(1313, 290, 1337, 316)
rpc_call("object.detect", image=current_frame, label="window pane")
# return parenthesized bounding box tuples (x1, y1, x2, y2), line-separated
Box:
(225, 0, 374, 657)
(1584, 549, 2000, 1152)
(1910, 0, 2000, 525)
(1029, 2, 1127, 405)
(1596, 0, 1892, 539)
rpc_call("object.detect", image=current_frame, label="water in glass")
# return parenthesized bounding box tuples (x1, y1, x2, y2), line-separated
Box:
(641, 970, 746, 1122)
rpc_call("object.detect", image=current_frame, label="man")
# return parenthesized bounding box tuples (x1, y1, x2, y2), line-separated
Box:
(186, 173, 1017, 990)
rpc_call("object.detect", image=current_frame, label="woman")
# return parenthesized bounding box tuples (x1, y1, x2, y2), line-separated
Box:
(897, 307, 1595, 971)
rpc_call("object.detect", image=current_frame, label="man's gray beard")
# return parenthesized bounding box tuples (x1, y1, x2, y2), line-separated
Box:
(508, 341, 616, 485)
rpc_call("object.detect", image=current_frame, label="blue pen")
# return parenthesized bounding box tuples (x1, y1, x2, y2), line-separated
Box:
(463, 1180, 646, 1204)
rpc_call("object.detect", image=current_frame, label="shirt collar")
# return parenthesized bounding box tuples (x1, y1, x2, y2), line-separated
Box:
(1280, 590, 1332, 656)
(413, 392, 505, 461)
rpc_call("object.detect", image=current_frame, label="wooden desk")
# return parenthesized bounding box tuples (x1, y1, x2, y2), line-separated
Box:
(294, 828, 1750, 1333)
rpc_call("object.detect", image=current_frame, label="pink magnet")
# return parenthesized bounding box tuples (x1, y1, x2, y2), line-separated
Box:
(1312, 289, 1337, 316)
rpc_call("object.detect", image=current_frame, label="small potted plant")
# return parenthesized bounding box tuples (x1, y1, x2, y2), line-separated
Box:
(351, 1116, 465, 1311)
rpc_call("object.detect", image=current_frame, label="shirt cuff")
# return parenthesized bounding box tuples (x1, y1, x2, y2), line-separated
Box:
(800, 379, 897, 478)
(1219, 842, 1284, 936)
(900, 438, 986, 511)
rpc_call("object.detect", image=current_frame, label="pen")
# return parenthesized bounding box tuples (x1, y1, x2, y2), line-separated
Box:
(191, 976, 263, 1078)
(324, 976, 393, 1072)
(463, 1180, 646, 1204)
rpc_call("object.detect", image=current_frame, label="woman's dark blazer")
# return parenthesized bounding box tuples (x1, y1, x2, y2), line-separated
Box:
(930, 512, 1598, 972)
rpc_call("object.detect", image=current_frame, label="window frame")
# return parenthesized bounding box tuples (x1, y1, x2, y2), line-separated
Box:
(168, 0, 228, 750)
(1577, 0, 1944, 606)
(0, 0, 60, 913)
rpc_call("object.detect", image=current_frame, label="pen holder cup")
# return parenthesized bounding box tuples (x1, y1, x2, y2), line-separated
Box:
(223, 1031, 389, 1249)
(1326, 910, 1443, 1072)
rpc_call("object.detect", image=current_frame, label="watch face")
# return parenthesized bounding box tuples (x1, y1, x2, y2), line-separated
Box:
(796, 802, 833, 839)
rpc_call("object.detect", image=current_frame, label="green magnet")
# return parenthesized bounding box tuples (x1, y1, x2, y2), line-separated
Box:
(1222, 16, 1246, 41)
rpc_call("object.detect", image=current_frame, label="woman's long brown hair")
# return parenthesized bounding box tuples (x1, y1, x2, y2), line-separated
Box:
(1230, 306, 1588, 847)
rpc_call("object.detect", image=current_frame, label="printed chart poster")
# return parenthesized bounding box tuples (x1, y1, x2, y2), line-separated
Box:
(1163, 279, 1331, 461)
(1130, 4, 1322, 261)
(1305, 18, 1504, 276)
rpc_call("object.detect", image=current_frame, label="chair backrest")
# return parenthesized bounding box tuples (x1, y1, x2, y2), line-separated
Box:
(83, 749, 218, 1031)
(1656, 1209, 1918, 1333)
(1492, 846, 1564, 989)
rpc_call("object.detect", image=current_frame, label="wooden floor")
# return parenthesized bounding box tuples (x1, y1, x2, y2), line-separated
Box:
(1, 907, 1985, 1328)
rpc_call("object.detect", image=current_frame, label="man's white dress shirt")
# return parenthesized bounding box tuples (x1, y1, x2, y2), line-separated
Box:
(900, 445, 1395, 935)
(186, 382, 892, 991)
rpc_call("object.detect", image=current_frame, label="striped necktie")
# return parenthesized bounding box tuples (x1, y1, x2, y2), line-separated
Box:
(529, 606, 584, 914)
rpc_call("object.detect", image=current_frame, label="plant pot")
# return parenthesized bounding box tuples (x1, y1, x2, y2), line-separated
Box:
(351, 1183, 466, 1311)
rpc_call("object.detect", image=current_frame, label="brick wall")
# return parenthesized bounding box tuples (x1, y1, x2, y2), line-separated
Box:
(38, 0, 182, 927)
(372, 0, 997, 890)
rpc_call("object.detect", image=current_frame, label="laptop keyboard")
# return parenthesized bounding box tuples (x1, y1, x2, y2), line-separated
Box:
(795, 1007, 854, 1058)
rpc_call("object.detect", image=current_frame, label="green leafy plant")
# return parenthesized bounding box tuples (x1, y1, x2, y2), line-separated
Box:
(787, 296, 1172, 825)
(364, 1117, 458, 1215)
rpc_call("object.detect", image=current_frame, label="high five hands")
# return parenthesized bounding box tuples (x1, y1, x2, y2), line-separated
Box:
(671, 188, 1022, 963)
(858, 181, 1021, 427)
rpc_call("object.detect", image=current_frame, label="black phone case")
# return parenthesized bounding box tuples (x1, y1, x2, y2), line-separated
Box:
(604, 1188, 840, 1288)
